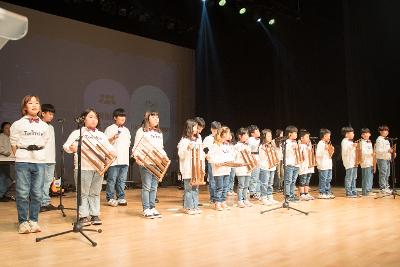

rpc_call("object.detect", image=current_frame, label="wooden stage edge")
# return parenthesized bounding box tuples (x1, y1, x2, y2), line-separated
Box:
(0, 186, 399, 267)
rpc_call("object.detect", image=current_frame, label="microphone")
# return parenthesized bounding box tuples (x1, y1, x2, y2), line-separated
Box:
(309, 137, 319, 140)
(386, 137, 398, 141)
(57, 118, 66, 123)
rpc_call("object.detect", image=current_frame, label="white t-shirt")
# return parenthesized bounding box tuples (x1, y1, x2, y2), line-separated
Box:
(299, 143, 315, 175)
(208, 143, 234, 176)
(63, 127, 115, 171)
(132, 127, 167, 165)
(360, 139, 373, 168)
(341, 138, 356, 170)
(177, 137, 204, 179)
(375, 136, 391, 160)
(10, 116, 50, 163)
(284, 139, 300, 167)
(43, 124, 56, 164)
(316, 140, 332, 170)
(104, 124, 131, 166)
(233, 142, 252, 176)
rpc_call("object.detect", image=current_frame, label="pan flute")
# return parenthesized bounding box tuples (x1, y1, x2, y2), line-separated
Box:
(132, 136, 171, 182)
(81, 130, 117, 176)
(191, 144, 206, 186)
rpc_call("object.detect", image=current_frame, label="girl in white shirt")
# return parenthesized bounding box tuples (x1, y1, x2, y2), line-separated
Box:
(10, 95, 50, 234)
(208, 126, 234, 211)
(177, 119, 203, 215)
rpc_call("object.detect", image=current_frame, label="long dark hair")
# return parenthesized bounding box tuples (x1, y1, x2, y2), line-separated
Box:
(80, 107, 100, 129)
(182, 119, 198, 139)
(142, 111, 161, 133)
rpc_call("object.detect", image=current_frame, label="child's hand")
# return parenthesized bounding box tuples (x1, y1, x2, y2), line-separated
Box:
(69, 144, 77, 153)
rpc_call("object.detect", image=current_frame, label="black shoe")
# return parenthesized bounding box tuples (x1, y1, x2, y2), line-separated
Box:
(79, 217, 91, 226)
(198, 203, 203, 207)
(91, 216, 102, 225)
(0, 196, 11, 202)
(155, 198, 159, 203)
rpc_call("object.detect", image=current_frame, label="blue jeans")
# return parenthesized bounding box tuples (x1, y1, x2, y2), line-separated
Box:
(41, 163, 55, 206)
(228, 168, 235, 193)
(139, 166, 158, 210)
(345, 167, 357, 196)
(361, 167, 373, 195)
(0, 164, 12, 198)
(299, 173, 312, 186)
(15, 162, 45, 224)
(260, 169, 275, 197)
(284, 166, 299, 198)
(377, 159, 390, 190)
(249, 167, 261, 195)
(106, 165, 129, 201)
(237, 176, 250, 201)
(74, 170, 103, 218)
(183, 179, 199, 209)
(318, 169, 332, 194)
(207, 163, 215, 202)
(214, 175, 230, 203)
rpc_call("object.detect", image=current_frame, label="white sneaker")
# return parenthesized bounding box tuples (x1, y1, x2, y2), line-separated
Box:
(262, 197, 272, 205)
(238, 201, 246, 208)
(150, 208, 162, 218)
(215, 202, 223, 211)
(29, 221, 42, 233)
(194, 208, 202, 214)
(300, 194, 309, 201)
(143, 209, 155, 219)
(244, 200, 253, 207)
(117, 199, 127, 206)
(317, 194, 328, 199)
(327, 193, 336, 199)
(185, 209, 196, 215)
(108, 199, 118, 207)
(306, 194, 315, 200)
(18, 221, 31, 234)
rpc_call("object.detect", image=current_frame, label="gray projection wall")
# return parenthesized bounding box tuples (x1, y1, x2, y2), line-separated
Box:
(0, 2, 195, 184)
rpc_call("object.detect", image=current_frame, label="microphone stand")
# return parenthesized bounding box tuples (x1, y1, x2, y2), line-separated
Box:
(261, 138, 308, 215)
(45, 119, 76, 216)
(36, 120, 102, 246)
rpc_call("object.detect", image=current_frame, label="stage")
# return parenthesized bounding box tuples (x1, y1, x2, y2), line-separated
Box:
(0, 187, 399, 267)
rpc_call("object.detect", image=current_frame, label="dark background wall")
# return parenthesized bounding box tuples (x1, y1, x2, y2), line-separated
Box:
(196, 0, 400, 186)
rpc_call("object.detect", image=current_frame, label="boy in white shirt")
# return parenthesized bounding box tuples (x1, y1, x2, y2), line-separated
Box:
(283, 126, 301, 202)
(40, 104, 57, 212)
(298, 129, 315, 201)
(341, 126, 359, 198)
(375, 125, 393, 194)
(316, 128, 335, 199)
(105, 108, 131, 207)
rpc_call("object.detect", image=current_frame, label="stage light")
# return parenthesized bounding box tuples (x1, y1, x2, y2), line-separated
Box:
(239, 8, 246, 14)
(218, 0, 226, 6)
(257, 18, 262, 23)
(268, 18, 275, 25)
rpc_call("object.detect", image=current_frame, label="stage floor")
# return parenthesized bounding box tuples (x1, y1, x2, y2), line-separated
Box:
(0, 187, 399, 267)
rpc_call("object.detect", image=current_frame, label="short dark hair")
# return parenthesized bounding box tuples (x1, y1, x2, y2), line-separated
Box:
(236, 127, 248, 140)
(320, 128, 331, 139)
(285, 125, 298, 137)
(41, 104, 55, 113)
(378, 125, 389, 132)
(248, 125, 259, 134)
(341, 126, 354, 136)
(1, 121, 11, 132)
(299, 129, 310, 138)
(361, 128, 371, 134)
(113, 108, 126, 118)
(194, 117, 205, 128)
(275, 129, 283, 138)
(210, 121, 221, 130)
